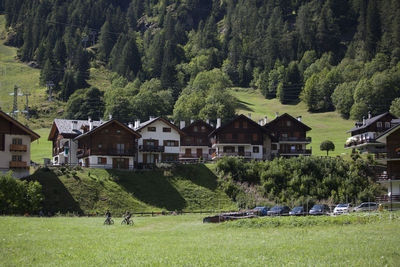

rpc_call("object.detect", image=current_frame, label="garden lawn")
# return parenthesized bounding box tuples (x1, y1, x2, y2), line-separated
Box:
(30, 128, 52, 164)
(0, 214, 399, 266)
(231, 87, 355, 157)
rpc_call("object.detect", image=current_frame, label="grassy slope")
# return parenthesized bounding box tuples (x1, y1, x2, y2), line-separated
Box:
(28, 164, 235, 214)
(0, 215, 399, 266)
(232, 87, 355, 156)
(30, 128, 53, 163)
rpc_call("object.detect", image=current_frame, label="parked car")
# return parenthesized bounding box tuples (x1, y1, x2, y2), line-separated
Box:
(289, 206, 308, 216)
(309, 204, 330, 215)
(333, 203, 352, 215)
(252, 207, 269, 216)
(353, 202, 378, 212)
(267, 206, 290, 216)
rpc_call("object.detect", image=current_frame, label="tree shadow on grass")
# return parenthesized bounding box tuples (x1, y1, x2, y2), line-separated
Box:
(108, 169, 186, 211)
(236, 99, 254, 112)
(27, 168, 83, 214)
(173, 164, 218, 191)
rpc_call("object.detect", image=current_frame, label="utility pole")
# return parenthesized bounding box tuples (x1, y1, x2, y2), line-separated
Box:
(21, 92, 31, 119)
(46, 81, 55, 102)
(9, 85, 22, 119)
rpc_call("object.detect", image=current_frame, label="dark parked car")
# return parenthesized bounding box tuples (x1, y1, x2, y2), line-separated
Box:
(289, 206, 308, 216)
(309, 204, 330, 215)
(252, 207, 269, 216)
(267, 206, 290, 216)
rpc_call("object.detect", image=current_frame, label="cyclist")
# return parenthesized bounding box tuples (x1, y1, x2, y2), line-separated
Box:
(105, 210, 112, 224)
(123, 211, 132, 224)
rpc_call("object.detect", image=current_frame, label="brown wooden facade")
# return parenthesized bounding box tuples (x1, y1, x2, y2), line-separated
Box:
(75, 120, 141, 159)
(349, 113, 396, 137)
(266, 113, 311, 142)
(181, 120, 214, 147)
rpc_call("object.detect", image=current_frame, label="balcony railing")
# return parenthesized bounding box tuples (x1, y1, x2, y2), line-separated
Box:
(279, 149, 312, 155)
(344, 138, 381, 148)
(375, 153, 387, 160)
(9, 161, 28, 169)
(139, 145, 165, 152)
(376, 195, 400, 202)
(10, 144, 27, 152)
(376, 173, 400, 181)
(212, 152, 252, 158)
(77, 148, 135, 157)
(179, 153, 209, 159)
(278, 137, 312, 142)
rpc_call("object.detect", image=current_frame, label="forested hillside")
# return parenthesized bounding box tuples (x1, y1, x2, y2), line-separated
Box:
(2, 0, 400, 123)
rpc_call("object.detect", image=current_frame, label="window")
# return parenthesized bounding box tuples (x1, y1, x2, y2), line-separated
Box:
(271, 144, 278, 150)
(286, 121, 291, 127)
(193, 126, 198, 132)
(12, 138, 22, 145)
(116, 130, 121, 134)
(116, 144, 125, 153)
(163, 127, 171, 132)
(164, 140, 178, 147)
(253, 146, 259, 153)
(281, 133, 288, 138)
(0, 134, 4, 151)
(98, 144, 102, 148)
(98, 157, 107, 165)
(234, 121, 240, 128)
(12, 155, 22, 162)
(105, 129, 109, 133)
(148, 127, 156, 132)
(385, 122, 391, 128)
(226, 133, 232, 139)
(201, 126, 206, 132)
(377, 122, 382, 128)
(223, 146, 235, 153)
(252, 134, 258, 141)
(238, 133, 245, 140)
(243, 121, 248, 128)
(184, 137, 193, 143)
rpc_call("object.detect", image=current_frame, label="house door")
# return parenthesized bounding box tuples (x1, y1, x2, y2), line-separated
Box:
(113, 158, 128, 169)
(153, 154, 159, 163)
(185, 148, 191, 156)
(197, 149, 203, 158)
(85, 158, 89, 167)
(238, 146, 245, 156)
(143, 153, 147, 164)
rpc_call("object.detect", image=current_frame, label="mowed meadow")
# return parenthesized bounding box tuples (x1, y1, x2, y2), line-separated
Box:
(1, 214, 400, 266)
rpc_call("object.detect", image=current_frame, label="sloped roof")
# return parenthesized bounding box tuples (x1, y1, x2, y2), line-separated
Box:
(48, 119, 104, 140)
(266, 113, 312, 131)
(376, 123, 400, 144)
(0, 110, 40, 141)
(74, 119, 141, 140)
(181, 119, 214, 132)
(208, 114, 271, 137)
(135, 117, 185, 136)
(347, 112, 397, 133)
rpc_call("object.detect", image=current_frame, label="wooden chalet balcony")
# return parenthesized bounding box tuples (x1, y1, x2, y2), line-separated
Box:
(279, 149, 312, 155)
(213, 152, 252, 158)
(179, 153, 209, 159)
(344, 138, 380, 148)
(376, 173, 400, 181)
(9, 161, 28, 169)
(212, 139, 260, 145)
(139, 145, 165, 152)
(376, 195, 400, 202)
(77, 148, 135, 157)
(10, 144, 27, 152)
(278, 137, 312, 143)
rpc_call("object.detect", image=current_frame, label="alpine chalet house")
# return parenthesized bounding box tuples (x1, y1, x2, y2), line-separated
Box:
(265, 113, 312, 157)
(134, 117, 184, 166)
(48, 118, 104, 166)
(0, 110, 40, 178)
(375, 121, 400, 205)
(208, 114, 273, 160)
(179, 120, 214, 161)
(345, 112, 397, 154)
(74, 119, 141, 169)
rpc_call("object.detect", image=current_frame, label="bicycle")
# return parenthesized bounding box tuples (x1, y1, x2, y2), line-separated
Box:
(104, 218, 114, 225)
(121, 218, 134, 225)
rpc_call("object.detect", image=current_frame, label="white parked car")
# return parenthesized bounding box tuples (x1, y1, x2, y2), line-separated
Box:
(333, 203, 352, 215)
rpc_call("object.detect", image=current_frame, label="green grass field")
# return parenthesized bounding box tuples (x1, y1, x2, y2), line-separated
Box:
(28, 165, 235, 214)
(231, 87, 355, 156)
(30, 128, 53, 163)
(1, 214, 399, 266)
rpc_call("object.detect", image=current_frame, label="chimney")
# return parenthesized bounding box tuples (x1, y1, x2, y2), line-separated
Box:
(128, 122, 134, 129)
(363, 116, 366, 126)
(108, 114, 112, 120)
(180, 121, 186, 129)
(258, 119, 263, 126)
(368, 111, 372, 119)
(275, 112, 279, 118)
(71, 121, 78, 131)
(134, 119, 140, 129)
(88, 117, 93, 131)
(149, 116, 155, 120)
(206, 118, 210, 124)
(190, 119, 194, 124)
(248, 113, 252, 119)
(216, 118, 221, 128)
(264, 116, 268, 125)
(297, 116, 302, 122)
